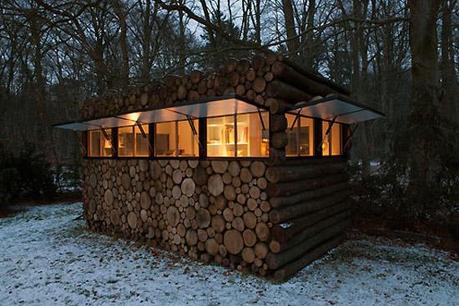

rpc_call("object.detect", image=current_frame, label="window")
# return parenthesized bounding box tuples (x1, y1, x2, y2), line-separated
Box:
(286, 114, 314, 157)
(118, 124, 149, 157)
(322, 121, 342, 156)
(88, 129, 113, 157)
(207, 112, 269, 157)
(155, 120, 199, 157)
(207, 115, 235, 157)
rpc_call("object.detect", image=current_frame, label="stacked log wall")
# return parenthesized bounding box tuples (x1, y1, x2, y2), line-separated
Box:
(265, 158, 351, 281)
(83, 159, 273, 275)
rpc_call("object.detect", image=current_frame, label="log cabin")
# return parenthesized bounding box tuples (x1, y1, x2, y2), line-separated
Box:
(54, 54, 383, 281)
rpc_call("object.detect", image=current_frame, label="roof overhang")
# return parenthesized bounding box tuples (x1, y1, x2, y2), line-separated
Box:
(288, 94, 384, 124)
(54, 95, 264, 131)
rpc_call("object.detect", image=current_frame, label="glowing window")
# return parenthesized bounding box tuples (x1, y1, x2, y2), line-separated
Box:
(178, 120, 199, 157)
(155, 120, 199, 157)
(118, 124, 149, 157)
(207, 112, 269, 157)
(88, 129, 113, 157)
(286, 114, 314, 156)
(322, 121, 342, 156)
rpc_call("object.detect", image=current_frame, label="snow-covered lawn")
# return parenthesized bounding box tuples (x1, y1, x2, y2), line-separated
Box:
(0, 203, 457, 306)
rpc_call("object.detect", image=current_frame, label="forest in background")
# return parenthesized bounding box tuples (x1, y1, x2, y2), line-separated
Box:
(0, 0, 458, 230)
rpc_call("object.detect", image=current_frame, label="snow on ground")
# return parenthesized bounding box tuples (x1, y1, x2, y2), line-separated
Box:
(0, 203, 458, 306)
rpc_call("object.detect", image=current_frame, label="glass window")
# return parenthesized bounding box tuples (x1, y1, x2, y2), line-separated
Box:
(286, 114, 314, 157)
(322, 121, 342, 156)
(207, 112, 269, 157)
(135, 124, 150, 156)
(237, 112, 269, 157)
(88, 129, 112, 157)
(155, 120, 199, 157)
(299, 117, 314, 156)
(207, 115, 235, 157)
(286, 114, 299, 156)
(155, 122, 177, 156)
(178, 120, 199, 157)
(118, 127, 134, 156)
(118, 124, 149, 157)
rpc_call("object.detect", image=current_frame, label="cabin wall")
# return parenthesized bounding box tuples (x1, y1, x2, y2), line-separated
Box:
(82, 158, 274, 275)
(82, 155, 350, 280)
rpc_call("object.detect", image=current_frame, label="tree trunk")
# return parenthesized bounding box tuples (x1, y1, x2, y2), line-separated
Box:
(406, 0, 443, 215)
(282, 0, 299, 58)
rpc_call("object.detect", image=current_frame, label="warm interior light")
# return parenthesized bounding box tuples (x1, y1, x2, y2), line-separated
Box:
(122, 112, 142, 122)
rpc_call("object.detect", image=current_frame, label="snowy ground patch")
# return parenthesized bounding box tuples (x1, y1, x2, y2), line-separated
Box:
(0, 203, 457, 305)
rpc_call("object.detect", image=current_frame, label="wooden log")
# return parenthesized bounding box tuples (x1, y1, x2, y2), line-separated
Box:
(224, 230, 244, 255)
(177, 85, 187, 100)
(167, 206, 180, 227)
(228, 161, 240, 176)
(270, 210, 350, 253)
(236, 59, 251, 74)
(272, 61, 338, 97)
(193, 167, 208, 186)
(254, 242, 269, 259)
(252, 54, 266, 70)
(267, 173, 348, 197)
(280, 60, 351, 95)
(253, 77, 267, 93)
(246, 68, 256, 81)
(267, 98, 288, 114)
(127, 212, 137, 229)
(271, 115, 288, 132)
(185, 229, 198, 245)
(269, 190, 351, 224)
(187, 90, 199, 101)
(232, 217, 245, 231)
(266, 162, 346, 184)
(270, 182, 349, 208)
(236, 84, 246, 96)
(240, 168, 252, 183)
(273, 234, 345, 281)
(211, 215, 226, 233)
(181, 178, 195, 197)
(255, 223, 270, 241)
(224, 185, 237, 201)
(206, 239, 219, 256)
(266, 219, 349, 270)
(264, 72, 274, 82)
(229, 71, 240, 87)
(242, 247, 255, 263)
(190, 70, 202, 84)
(250, 161, 266, 178)
(271, 132, 288, 149)
(269, 201, 348, 244)
(266, 80, 312, 102)
(140, 191, 151, 209)
(243, 229, 257, 247)
(242, 212, 257, 230)
(196, 208, 211, 228)
(208, 174, 224, 196)
(211, 161, 228, 173)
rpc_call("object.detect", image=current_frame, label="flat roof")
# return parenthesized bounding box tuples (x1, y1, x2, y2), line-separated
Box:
(54, 95, 265, 131)
(287, 94, 384, 124)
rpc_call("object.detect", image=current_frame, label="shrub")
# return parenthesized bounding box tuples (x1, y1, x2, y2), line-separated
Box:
(0, 144, 57, 204)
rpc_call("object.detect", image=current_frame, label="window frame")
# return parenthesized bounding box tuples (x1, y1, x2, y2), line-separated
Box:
(285, 113, 315, 158)
(154, 118, 200, 158)
(117, 124, 150, 157)
(206, 111, 270, 158)
(87, 129, 114, 157)
(321, 119, 343, 156)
